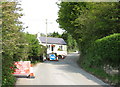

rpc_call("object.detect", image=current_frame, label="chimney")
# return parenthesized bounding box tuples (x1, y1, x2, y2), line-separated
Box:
(37, 32, 41, 38)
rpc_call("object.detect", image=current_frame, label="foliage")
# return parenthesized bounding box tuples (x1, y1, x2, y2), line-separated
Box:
(2, 1, 25, 86)
(95, 33, 120, 68)
(80, 64, 120, 85)
(2, 1, 46, 86)
(40, 33, 46, 37)
(57, 2, 120, 53)
(84, 33, 120, 68)
(57, 2, 120, 65)
(24, 33, 46, 62)
(48, 32, 61, 38)
(57, 2, 120, 85)
(0, 2, 2, 86)
(61, 31, 78, 52)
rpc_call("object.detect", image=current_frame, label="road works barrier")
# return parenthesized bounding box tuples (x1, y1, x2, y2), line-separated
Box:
(29, 64, 35, 78)
(12, 61, 35, 78)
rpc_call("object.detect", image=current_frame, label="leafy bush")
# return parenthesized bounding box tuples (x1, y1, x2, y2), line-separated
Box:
(85, 33, 120, 69)
(81, 33, 120, 85)
(96, 33, 119, 66)
(24, 33, 46, 62)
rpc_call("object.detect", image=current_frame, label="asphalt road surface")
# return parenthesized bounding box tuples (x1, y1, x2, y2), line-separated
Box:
(15, 53, 108, 86)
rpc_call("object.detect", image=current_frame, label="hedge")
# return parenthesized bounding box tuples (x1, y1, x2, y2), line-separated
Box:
(85, 33, 120, 68)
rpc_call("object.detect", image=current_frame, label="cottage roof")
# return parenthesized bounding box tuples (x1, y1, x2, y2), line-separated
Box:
(38, 37, 67, 45)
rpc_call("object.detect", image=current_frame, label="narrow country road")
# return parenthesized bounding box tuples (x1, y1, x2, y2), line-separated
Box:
(15, 53, 108, 86)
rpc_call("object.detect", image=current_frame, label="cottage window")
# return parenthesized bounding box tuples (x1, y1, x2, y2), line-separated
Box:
(58, 46, 63, 51)
(49, 45, 50, 50)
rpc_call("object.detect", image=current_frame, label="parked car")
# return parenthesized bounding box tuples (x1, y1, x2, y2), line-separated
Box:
(58, 55, 66, 59)
(47, 53, 58, 61)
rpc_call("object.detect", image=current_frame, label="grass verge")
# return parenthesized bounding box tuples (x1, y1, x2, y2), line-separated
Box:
(79, 63, 119, 86)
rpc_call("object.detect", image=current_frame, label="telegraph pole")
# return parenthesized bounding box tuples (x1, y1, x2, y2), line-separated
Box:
(46, 19, 47, 47)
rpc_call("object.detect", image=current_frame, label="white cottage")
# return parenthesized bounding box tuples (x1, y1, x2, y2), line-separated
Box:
(37, 34, 67, 57)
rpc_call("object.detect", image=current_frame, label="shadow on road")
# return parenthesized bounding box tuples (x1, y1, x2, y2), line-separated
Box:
(43, 53, 108, 85)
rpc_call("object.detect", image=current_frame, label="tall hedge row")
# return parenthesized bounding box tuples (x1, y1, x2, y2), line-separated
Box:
(84, 33, 120, 69)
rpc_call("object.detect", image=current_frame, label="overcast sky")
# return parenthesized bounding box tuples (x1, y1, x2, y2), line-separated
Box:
(20, 0, 64, 34)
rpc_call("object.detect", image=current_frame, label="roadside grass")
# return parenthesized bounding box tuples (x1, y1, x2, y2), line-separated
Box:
(79, 64, 119, 86)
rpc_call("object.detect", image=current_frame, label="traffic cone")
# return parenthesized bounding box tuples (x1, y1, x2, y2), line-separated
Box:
(29, 64, 35, 78)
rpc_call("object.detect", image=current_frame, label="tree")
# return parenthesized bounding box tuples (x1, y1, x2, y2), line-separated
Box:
(24, 33, 46, 62)
(48, 32, 61, 38)
(61, 31, 78, 52)
(2, 1, 25, 86)
(57, 2, 120, 56)
(0, 2, 2, 86)
(57, 2, 120, 85)
(40, 33, 46, 37)
(2, 1, 47, 86)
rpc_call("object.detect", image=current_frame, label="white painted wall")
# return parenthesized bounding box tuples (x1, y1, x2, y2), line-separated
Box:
(40, 43, 67, 56)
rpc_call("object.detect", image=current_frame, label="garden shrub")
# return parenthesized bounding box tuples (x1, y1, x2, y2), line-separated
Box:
(86, 33, 120, 69)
